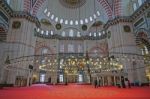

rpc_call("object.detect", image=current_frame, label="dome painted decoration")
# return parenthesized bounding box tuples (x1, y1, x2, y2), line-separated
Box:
(41, 19, 52, 26)
(56, 23, 62, 30)
(59, 0, 86, 9)
(123, 25, 131, 33)
(82, 24, 87, 31)
(12, 21, 21, 29)
(92, 21, 103, 27)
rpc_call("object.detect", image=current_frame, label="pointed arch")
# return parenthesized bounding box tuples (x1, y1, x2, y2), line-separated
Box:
(32, 0, 46, 16)
(24, 0, 31, 12)
(114, 0, 122, 17)
(97, 0, 113, 19)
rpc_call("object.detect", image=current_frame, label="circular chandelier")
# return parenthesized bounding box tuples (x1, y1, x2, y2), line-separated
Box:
(59, 0, 86, 9)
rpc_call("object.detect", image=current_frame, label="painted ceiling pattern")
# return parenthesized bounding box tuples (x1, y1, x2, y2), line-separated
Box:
(59, 0, 87, 9)
(23, 0, 122, 19)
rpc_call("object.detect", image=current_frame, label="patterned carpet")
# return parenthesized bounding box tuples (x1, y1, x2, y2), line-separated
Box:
(0, 84, 150, 99)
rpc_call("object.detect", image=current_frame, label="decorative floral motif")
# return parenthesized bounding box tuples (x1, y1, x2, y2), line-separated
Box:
(82, 24, 87, 31)
(41, 19, 51, 26)
(123, 25, 131, 33)
(56, 23, 62, 30)
(59, 0, 86, 9)
(12, 21, 21, 29)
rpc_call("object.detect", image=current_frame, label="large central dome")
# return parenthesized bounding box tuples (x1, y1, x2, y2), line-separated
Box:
(59, 0, 86, 9)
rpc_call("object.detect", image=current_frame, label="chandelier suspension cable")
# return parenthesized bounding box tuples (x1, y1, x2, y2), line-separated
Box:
(20, 18, 28, 75)
(78, 0, 81, 55)
(115, 18, 123, 63)
(117, 15, 126, 69)
(21, 17, 26, 72)
(5, 0, 24, 64)
(6, 18, 13, 64)
(13, 1, 23, 76)
(25, 15, 31, 61)
(94, 0, 98, 57)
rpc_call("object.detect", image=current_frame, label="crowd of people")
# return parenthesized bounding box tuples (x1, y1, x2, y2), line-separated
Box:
(94, 76, 131, 88)
(94, 78, 101, 88)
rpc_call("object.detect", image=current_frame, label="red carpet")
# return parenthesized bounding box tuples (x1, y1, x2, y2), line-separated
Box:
(0, 84, 150, 99)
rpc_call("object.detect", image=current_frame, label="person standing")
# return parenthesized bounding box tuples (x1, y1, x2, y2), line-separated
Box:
(48, 77, 51, 84)
(128, 79, 131, 88)
(98, 79, 101, 87)
(94, 79, 97, 88)
(121, 76, 126, 88)
(125, 78, 128, 88)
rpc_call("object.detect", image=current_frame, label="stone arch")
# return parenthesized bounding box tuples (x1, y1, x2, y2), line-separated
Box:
(35, 45, 55, 55)
(61, 27, 81, 37)
(89, 42, 108, 57)
(0, 23, 8, 41)
(97, 0, 113, 19)
(135, 28, 150, 53)
(87, 20, 104, 36)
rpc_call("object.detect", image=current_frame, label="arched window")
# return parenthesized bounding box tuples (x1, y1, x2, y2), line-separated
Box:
(85, 18, 88, 23)
(44, 8, 48, 14)
(60, 19, 64, 24)
(89, 32, 92, 36)
(144, 46, 149, 54)
(78, 44, 83, 53)
(90, 16, 93, 21)
(70, 20, 73, 25)
(65, 20, 68, 25)
(69, 29, 74, 37)
(47, 12, 50, 17)
(55, 17, 58, 22)
(41, 30, 44, 34)
(62, 31, 65, 37)
(59, 75, 63, 83)
(6, 0, 10, 5)
(42, 48, 48, 54)
(75, 20, 79, 25)
(51, 31, 54, 35)
(94, 32, 97, 37)
(68, 44, 74, 52)
(80, 20, 84, 24)
(99, 32, 101, 36)
(97, 11, 101, 16)
(51, 14, 55, 20)
(141, 49, 144, 55)
(40, 74, 45, 83)
(37, 28, 40, 32)
(60, 44, 64, 52)
(133, 3, 137, 11)
(93, 14, 97, 19)
(138, 0, 143, 6)
(77, 32, 81, 37)
(46, 31, 49, 35)
(78, 74, 83, 83)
